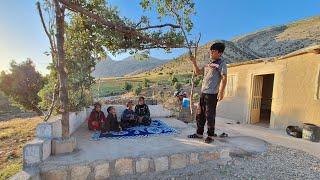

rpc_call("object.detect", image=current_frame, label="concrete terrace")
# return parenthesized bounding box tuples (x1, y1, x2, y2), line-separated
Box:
(41, 118, 228, 166)
(16, 117, 235, 180)
(215, 117, 320, 158)
(15, 113, 320, 179)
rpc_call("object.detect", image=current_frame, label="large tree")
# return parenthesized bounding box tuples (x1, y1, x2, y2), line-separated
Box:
(38, 0, 186, 137)
(0, 59, 45, 115)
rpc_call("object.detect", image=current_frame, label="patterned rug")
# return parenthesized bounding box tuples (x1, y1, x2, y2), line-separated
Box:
(91, 120, 178, 140)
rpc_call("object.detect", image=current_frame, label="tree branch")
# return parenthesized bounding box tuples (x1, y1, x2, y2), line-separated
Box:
(36, 1, 57, 58)
(44, 83, 58, 121)
(137, 23, 180, 30)
(57, 0, 183, 49)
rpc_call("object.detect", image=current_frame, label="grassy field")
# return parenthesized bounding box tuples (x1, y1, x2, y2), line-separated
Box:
(0, 116, 42, 180)
(92, 72, 193, 97)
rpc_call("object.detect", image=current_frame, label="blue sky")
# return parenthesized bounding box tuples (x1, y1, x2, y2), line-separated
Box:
(0, 0, 319, 74)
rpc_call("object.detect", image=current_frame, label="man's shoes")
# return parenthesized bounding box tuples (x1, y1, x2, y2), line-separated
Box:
(188, 133, 203, 139)
(204, 137, 214, 143)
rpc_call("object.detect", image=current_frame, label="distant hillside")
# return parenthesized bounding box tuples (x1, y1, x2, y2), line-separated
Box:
(92, 56, 169, 78)
(144, 16, 320, 75)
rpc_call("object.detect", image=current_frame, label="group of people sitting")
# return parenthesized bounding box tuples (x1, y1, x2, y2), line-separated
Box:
(88, 96, 151, 133)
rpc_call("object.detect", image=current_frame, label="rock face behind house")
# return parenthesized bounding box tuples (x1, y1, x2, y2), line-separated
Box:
(146, 16, 320, 75)
(232, 16, 320, 58)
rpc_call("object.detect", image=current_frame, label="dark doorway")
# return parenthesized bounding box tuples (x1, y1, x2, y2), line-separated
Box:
(258, 74, 274, 127)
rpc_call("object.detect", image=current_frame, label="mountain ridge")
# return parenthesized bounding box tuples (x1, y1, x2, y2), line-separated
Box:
(92, 56, 169, 78)
(142, 16, 320, 75)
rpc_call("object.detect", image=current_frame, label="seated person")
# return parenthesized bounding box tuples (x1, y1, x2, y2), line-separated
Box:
(105, 106, 121, 132)
(120, 101, 137, 129)
(135, 96, 151, 126)
(88, 102, 106, 131)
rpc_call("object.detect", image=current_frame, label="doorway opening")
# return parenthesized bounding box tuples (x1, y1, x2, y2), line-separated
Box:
(250, 74, 274, 127)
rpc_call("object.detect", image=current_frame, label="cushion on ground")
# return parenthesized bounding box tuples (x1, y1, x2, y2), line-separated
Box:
(93, 120, 178, 140)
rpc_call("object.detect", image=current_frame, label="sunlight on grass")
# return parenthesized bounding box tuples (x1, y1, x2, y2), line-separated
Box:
(0, 117, 42, 180)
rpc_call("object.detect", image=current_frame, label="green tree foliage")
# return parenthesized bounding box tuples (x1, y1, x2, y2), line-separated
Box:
(173, 82, 182, 90)
(194, 76, 203, 87)
(0, 60, 44, 114)
(123, 82, 133, 91)
(143, 78, 150, 88)
(38, 63, 58, 111)
(134, 84, 142, 95)
(169, 75, 178, 85)
(140, 0, 195, 33)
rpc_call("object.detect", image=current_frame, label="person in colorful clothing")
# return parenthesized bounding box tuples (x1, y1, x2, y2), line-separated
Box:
(135, 96, 151, 126)
(88, 102, 106, 131)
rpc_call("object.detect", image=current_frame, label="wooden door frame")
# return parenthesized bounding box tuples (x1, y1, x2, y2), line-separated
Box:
(246, 72, 276, 125)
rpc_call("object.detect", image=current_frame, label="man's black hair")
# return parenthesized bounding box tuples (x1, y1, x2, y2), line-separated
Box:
(138, 96, 145, 101)
(107, 106, 114, 113)
(210, 42, 225, 53)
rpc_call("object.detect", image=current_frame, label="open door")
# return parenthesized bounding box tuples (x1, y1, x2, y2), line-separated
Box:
(250, 75, 263, 124)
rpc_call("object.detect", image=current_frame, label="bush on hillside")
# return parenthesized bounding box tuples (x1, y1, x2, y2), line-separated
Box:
(169, 75, 178, 85)
(174, 82, 182, 90)
(194, 76, 203, 87)
(123, 82, 133, 91)
(143, 78, 150, 88)
(134, 84, 142, 95)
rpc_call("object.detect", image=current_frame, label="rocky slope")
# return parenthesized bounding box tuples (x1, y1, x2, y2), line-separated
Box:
(145, 16, 320, 75)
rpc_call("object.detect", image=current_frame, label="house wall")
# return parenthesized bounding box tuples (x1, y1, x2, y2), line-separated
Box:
(217, 52, 320, 129)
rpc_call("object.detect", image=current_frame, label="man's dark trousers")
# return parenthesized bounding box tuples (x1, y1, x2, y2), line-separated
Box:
(196, 93, 218, 137)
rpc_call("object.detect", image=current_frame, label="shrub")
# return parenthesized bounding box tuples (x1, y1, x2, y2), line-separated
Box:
(134, 84, 142, 95)
(123, 82, 133, 91)
(173, 82, 182, 90)
(193, 93, 200, 101)
(169, 75, 178, 85)
(194, 76, 203, 87)
(143, 78, 150, 88)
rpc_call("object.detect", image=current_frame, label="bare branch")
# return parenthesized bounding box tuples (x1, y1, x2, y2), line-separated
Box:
(44, 83, 58, 121)
(137, 23, 180, 31)
(36, 1, 57, 57)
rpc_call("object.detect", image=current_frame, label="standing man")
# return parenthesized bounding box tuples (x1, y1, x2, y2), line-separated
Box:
(188, 42, 227, 143)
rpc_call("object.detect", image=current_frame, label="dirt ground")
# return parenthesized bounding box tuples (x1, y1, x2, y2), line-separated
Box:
(0, 116, 42, 180)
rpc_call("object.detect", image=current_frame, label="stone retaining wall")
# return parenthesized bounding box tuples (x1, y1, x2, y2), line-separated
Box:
(23, 108, 90, 168)
(38, 149, 230, 180)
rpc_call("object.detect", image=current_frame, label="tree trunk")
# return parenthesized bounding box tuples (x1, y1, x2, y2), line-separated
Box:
(189, 71, 195, 119)
(54, 1, 70, 138)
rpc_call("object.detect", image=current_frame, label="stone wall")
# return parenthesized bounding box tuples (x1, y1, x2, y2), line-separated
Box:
(23, 108, 89, 169)
(37, 149, 230, 180)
